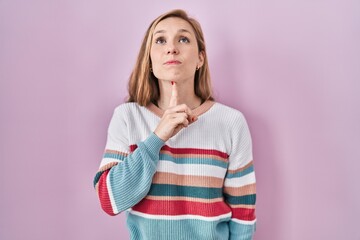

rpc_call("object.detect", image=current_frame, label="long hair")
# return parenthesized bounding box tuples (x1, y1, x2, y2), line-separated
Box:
(127, 9, 214, 106)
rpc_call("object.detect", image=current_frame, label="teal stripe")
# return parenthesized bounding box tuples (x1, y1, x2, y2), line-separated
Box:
(224, 194, 256, 205)
(159, 153, 228, 168)
(103, 152, 126, 161)
(226, 165, 254, 179)
(93, 171, 105, 187)
(149, 184, 223, 199)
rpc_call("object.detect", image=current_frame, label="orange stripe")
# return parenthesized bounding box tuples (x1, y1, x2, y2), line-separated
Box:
(145, 196, 224, 203)
(152, 172, 224, 188)
(229, 204, 256, 209)
(160, 150, 228, 162)
(104, 149, 128, 156)
(99, 161, 119, 172)
(223, 183, 256, 196)
(227, 160, 254, 174)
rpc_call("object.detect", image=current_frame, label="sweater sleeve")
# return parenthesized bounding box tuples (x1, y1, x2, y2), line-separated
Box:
(93, 106, 164, 216)
(224, 113, 256, 240)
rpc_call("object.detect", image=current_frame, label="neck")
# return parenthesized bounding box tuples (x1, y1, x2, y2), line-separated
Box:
(157, 80, 202, 110)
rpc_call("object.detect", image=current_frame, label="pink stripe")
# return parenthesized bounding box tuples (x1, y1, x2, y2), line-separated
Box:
(161, 145, 228, 158)
(232, 208, 256, 221)
(129, 143, 228, 158)
(98, 170, 116, 216)
(133, 198, 231, 217)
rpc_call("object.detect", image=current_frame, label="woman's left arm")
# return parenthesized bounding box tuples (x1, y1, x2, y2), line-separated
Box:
(224, 113, 256, 240)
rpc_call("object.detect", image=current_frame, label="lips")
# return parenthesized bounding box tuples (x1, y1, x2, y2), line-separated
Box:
(164, 60, 182, 65)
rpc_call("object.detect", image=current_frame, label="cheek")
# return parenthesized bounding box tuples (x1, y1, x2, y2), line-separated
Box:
(150, 46, 162, 59)
(150, 48, 156, 62)
(150, 55, 162, 71)
(150, 51, 163, 78)
(186, 48, 201, 63)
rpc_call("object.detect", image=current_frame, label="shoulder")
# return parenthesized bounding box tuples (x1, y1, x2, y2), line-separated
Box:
(114, 102, 140, 112)
(110, 102, 141, 122)
(112, 102, 155, 123)
(113, 102, 149, 116)
(211, 102, 247, 125)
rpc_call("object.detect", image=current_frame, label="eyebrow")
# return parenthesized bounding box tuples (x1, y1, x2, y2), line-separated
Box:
(153, 28, 192, 36)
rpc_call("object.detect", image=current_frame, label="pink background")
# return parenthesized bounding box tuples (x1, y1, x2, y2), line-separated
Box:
(1, 1, 359, 239)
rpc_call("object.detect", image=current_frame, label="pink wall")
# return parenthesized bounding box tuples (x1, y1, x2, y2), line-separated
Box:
(1, 1, 359, 239)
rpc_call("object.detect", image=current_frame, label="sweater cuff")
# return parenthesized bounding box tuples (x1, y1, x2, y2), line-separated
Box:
(143, 132, 165, 157)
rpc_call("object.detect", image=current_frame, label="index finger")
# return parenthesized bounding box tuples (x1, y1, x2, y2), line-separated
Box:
(169, 81, 178, 108)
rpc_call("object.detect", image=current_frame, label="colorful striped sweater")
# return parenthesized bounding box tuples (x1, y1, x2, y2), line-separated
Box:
(94, 101, 256, 240)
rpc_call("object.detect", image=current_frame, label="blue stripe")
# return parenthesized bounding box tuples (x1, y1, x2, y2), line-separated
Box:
(149, 184, 223, 199)
(229, 220, 256, 239)
(224, 194, 256, 205)
(127, 212, 232, 240)
(160, 153, 228, 168)
(226, 165, 254, 178)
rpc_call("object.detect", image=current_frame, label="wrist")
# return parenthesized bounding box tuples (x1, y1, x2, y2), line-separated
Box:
(153, 130, 168, 142)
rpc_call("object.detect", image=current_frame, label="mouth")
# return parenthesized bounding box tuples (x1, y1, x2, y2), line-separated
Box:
(164, 60, 182, 65)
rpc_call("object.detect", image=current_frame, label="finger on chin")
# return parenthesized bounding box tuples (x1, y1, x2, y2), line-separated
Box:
(169, 81, 178, 108)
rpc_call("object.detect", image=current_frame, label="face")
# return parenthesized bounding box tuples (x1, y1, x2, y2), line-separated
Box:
(150, 17, 204, 84)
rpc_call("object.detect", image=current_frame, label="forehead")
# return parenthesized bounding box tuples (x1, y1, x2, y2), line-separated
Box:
(154, 17, 195, 35)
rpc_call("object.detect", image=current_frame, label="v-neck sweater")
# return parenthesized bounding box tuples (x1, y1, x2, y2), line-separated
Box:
(94, 101, 256, 240)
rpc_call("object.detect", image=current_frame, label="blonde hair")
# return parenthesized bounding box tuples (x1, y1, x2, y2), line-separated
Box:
(127, 9, 214, 106)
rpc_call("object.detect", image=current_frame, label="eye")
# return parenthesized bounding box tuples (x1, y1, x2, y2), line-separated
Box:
(155, 37, 166, 44)
(179, 36, 190, 43)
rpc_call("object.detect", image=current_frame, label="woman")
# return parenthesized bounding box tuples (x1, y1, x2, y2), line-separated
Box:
(94, 9, 256, 240)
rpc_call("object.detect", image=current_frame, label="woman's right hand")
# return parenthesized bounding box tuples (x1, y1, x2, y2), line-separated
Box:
(154, 82, 198, 142)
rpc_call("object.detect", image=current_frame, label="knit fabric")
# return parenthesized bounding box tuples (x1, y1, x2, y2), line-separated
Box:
(94, 101, 256, 240)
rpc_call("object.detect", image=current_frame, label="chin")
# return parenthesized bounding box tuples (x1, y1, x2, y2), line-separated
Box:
(159, 75, 181, 82)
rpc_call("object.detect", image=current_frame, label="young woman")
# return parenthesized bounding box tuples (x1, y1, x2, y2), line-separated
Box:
(94, 9, 256, 240)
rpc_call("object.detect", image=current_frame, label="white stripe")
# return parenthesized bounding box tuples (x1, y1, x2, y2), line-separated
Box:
(231, 218, 256, 225)
(129, 210, 232, 222)
(227, 159, 253, 171)
(157, 160, 227, 178)
(224, 172, 256, 187)
(99, 158, 121, 169)
(106, 172, 119, 214)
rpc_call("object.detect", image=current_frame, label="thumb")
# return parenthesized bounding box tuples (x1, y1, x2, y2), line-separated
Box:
(169, 81, 178, 108)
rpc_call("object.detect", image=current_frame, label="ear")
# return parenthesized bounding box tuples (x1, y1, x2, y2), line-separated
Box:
(197, 50, 205, 68)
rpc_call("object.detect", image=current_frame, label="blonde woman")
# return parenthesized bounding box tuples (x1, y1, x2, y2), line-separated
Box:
(94, 9, 256, 240)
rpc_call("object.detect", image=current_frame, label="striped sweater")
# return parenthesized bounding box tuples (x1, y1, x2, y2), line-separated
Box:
(94, 101, 256, 240)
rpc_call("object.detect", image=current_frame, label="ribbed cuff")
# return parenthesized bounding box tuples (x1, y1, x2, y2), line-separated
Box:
(143, 132, 165, 157)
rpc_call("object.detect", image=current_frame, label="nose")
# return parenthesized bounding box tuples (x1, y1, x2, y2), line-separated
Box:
(166, 42, 179, 55)
(167, 49, 178, 54)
